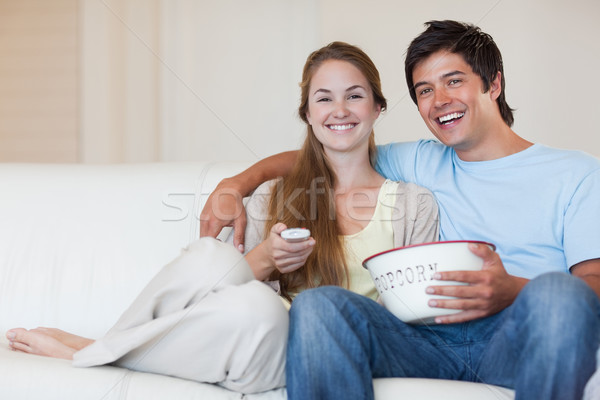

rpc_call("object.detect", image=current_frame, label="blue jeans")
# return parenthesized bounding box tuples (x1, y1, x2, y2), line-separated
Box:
(286, 272, 600, 400)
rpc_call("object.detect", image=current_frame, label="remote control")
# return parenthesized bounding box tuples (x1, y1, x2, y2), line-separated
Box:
(281, 228, 311, 242)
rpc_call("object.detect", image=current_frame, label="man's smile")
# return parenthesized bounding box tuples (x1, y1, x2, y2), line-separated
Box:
(437, 112, 465, 125)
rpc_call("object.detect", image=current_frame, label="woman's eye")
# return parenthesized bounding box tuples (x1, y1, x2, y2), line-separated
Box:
(316, 97, 331, 102)
(348, 94, 363, 100)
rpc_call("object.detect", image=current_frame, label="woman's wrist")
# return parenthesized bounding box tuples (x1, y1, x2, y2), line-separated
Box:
(245, 243, 276, 281)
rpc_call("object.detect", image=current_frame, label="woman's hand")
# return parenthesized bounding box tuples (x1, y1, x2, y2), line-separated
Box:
(245, 223, 315, 280)
(267, 223, 315, 274)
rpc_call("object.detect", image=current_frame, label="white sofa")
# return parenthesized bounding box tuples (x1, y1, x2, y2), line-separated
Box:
(0, 162, 515, 400)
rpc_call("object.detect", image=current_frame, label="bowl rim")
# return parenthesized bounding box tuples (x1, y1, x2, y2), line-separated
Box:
(362, 240, 496, 269)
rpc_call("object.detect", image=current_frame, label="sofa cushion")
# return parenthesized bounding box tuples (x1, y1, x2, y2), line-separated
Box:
(0, 337, 286, 400)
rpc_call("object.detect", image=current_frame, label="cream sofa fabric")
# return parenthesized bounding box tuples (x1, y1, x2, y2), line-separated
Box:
(0, 162, 514, 400)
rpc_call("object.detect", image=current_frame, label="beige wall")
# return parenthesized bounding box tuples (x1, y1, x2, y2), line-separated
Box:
(0, 0, 78, 162)
(1, 0, 599, 163)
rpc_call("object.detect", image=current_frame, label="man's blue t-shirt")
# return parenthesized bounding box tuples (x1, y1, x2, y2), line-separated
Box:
(376, 139, 600, 278)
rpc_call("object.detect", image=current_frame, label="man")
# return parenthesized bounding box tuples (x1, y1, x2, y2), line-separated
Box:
(200, 21, 600, 399)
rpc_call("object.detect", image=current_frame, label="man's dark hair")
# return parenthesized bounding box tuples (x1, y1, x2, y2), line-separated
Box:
(405, 20, 514, 127)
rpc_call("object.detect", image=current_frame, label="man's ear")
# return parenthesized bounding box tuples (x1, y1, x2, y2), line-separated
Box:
(490, 71, 502, 101)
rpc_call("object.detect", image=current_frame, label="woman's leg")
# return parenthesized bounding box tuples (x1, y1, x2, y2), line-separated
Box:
(106, 280, 288, 393)
(72, 237, 288, 393)
(6, 237, 246, 360)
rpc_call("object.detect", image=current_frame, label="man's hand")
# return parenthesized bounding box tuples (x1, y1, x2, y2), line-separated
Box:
(199, 151, 299, 253)
(425, 242, 528, 324)
(200, 178, 247, 252)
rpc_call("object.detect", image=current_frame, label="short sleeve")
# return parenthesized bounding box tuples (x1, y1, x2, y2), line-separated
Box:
(375, 141, 421, 182)
(564, 169, 600, 268)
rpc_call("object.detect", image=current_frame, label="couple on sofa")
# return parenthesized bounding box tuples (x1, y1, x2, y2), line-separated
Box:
(7, 20, 600, 400)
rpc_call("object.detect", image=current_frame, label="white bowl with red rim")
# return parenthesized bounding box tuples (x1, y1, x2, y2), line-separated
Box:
(363, 240, 496, 324)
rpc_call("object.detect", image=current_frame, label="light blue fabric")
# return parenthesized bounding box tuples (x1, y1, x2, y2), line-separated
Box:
(287, 273, 600, 400)
(375, 140, 600, 278)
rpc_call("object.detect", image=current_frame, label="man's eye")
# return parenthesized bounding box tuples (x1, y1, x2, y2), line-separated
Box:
(418, 88, 432, 96)
(449, 79, 461, 85)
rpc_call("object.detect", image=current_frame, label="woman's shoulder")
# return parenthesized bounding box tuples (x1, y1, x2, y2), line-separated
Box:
(387, 179, 438, 216)
(253, 178, 280, 196)
(246, 178, 280, 206)
(384, 179, 434, 198)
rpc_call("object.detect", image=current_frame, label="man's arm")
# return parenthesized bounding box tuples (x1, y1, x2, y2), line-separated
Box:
(571, 258, 600, 298)
(200, 151, 298, 251)
(426, 247, 600, 324)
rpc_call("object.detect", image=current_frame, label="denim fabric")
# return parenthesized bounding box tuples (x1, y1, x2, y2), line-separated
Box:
(286, 272, 600, 400)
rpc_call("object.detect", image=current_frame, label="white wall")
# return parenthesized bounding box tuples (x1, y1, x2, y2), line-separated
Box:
(80, 0, 600, 163)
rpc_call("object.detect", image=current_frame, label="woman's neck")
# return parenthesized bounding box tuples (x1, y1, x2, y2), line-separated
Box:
(328, 153, 383, 192)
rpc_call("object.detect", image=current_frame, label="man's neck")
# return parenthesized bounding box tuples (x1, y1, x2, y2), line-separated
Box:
(454, 126, 534, 162)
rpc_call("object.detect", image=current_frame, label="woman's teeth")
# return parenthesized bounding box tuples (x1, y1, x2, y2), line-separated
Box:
(328, 124, 356, 131)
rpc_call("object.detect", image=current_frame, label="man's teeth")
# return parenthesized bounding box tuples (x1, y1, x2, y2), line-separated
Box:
(438, 112, 464, 124)
(328, 124, 356, 131)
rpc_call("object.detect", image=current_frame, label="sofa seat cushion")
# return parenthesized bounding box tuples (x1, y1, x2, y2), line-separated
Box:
(0, 337, 285, 400)
(1, 337, 514, 400)
(373, 377, 514, 399)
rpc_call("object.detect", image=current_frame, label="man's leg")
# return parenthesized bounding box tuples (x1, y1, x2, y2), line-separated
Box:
(476, 272, 600, 400)
(286, 286, 473, 400)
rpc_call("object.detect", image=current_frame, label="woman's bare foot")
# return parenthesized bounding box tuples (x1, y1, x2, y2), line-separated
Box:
(6, 328, 83, 359)
(30, 327, 94, 351)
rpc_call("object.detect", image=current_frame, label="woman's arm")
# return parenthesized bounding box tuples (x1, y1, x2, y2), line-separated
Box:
(200, 151, 298, 252)
(226, 178, 315, 281)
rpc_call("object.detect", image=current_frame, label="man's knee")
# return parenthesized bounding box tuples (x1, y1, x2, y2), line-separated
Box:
(291, 286, 351, 321)
(516, 272, 599, 330)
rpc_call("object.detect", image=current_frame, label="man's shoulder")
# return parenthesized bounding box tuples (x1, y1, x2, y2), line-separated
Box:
(376, 139, 452, 183)
(532, 144, 600, 171)
(378, 139, 451, 164)
(379, 139, 445, 153)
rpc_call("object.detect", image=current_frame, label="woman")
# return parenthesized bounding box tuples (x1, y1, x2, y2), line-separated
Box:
(6, 42, 438, 393)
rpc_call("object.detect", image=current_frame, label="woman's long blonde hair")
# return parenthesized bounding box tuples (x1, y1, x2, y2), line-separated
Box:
(265, 41, 387, 302)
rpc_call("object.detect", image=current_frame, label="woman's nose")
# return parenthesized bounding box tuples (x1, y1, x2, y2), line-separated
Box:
(332, 101, 350, 118)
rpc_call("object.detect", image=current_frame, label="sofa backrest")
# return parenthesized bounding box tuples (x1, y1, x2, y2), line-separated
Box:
(0, 161, 250, 338)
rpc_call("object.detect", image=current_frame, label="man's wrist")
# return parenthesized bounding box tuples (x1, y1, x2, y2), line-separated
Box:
(218, 175, 248, 196)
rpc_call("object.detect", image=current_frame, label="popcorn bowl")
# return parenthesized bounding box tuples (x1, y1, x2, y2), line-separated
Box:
(363, 240, 495, 324)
